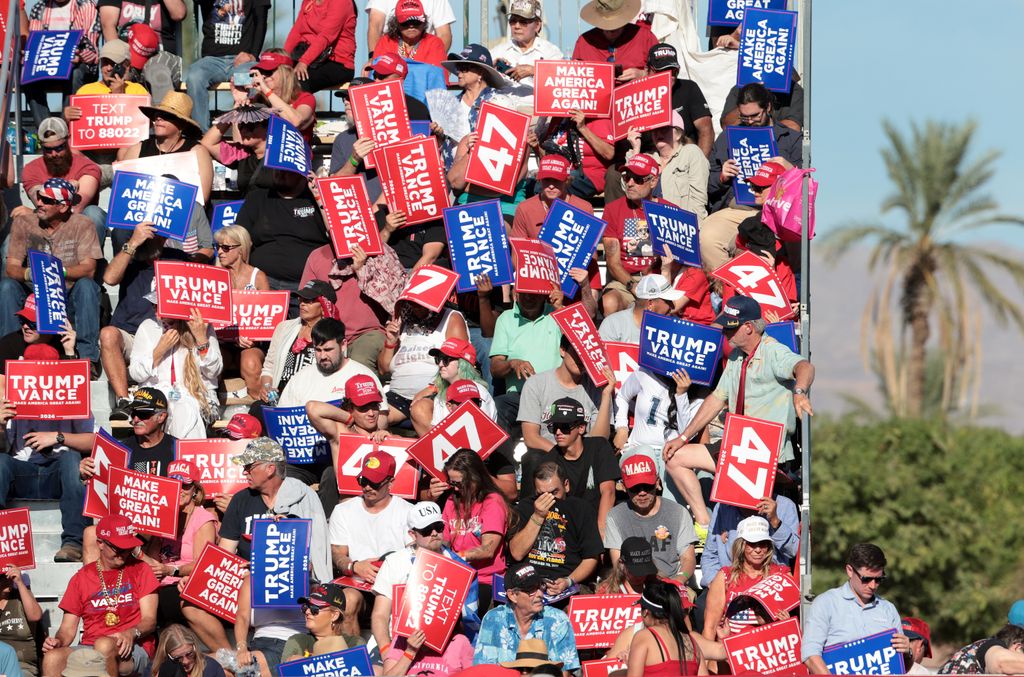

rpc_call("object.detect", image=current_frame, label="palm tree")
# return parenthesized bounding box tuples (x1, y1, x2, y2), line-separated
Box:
(824, 119, 1024, 418)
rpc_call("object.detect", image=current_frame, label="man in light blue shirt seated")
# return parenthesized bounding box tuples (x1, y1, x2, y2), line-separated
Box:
(802, 543, 911, 674)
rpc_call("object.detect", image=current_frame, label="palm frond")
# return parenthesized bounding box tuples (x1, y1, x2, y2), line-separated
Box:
(819, 223, 907, 264)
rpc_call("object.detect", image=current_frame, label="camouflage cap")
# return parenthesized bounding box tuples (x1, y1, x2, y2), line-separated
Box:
(232, 436, 285, 466)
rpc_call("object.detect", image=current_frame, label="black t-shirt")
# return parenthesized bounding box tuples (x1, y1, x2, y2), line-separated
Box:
(671, 78, 711, 143)
(378, 209, 450, 270)
(126, 433, 177, 476)
(199, 0, 270, 58)
(520, 438, 621, 513)
(511, 496, 603, 578)
(97, 0, 179, 52)
(220, 488, 294, 560)
(237, 188, 331, 283)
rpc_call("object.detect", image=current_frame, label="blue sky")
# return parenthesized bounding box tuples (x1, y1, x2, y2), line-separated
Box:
(805, 0, 1024, 242)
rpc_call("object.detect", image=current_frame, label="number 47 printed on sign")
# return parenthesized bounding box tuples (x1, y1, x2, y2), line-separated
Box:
(710, 413, 784, 510)
(711, 250, 794, 321)
(465, 102, 531, 196)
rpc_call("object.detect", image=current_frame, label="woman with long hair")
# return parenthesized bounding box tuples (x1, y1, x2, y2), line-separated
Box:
(372, 0, 445, 67)
(215, 225, 271, 400)
(703, 516, 790, 645)
(614, 366, 700, 452)
(431, 449, 507, 611)
(409, 338, 495, 436)
(130, 301, 222, 439)
(627, 580, 703, 676)
(625, 112, 709, 221)
(248, 50, 317, 142)
(151, 623, 225, 677)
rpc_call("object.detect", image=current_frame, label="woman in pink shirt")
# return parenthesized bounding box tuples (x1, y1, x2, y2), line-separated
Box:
(433, 449, 508, 612)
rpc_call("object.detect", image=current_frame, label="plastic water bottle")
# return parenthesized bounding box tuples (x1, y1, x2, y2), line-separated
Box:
(213, 164, 227, 191)
(5, 127, 17, 152)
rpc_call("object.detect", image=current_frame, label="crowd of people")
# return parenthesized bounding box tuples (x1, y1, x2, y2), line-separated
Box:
(1, 0, 1018, 674)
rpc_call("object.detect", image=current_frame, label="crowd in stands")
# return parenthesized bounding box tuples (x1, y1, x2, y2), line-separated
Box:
(1, 0, 1019, 674)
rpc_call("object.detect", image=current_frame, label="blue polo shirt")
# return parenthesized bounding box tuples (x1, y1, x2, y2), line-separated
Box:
(801, 582, 902, 662)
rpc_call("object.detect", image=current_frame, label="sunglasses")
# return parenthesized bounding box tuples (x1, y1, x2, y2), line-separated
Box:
(242, 461, 267, 473)
(217, 243, 241, 252)
(131, 409, 158, 420)
(627, 483, 657, 494)
(750, 183, 770, 193)
(301, 602, 323, 616)
(42, 142, 68, 154)
(514, 584, 544, 595)
(546, 422, 579, 434)
(168, 648, 196, 663)
(399, 19, 424, 27)
(434, 355, 457, 366)
(357, 476, 389, 489)
(623, 172, 649, 185)
(413, 522, 444, 536)
(856, 572, 887, 585)
(353, 402, 379, 412)
(177, 481, 196, 492)
(37, 195, 61, 205)
(100, 539, 133, 554)
(19, 318, 36, 329)
(508, 16, 536, 24)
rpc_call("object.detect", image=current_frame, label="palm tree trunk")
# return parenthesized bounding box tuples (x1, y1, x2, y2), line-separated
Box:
(903, 260, 934, 417)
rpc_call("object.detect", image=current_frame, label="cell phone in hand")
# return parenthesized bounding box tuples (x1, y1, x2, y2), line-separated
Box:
(233, 71, 254, 87)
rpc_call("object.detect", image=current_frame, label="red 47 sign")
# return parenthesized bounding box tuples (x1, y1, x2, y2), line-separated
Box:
(464, 102, 531, 196)
(336, 435, 419, 499)
(710, 413, 784, 510)
(711, 250, 794, 321)
(397, 265, 459, 313)
(605, 342, 639, 394)
(406, 401, 508, 481)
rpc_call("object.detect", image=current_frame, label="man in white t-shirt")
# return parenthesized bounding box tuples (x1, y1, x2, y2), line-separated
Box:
(329, 450, 412, 636)
(279, 317, 388, 409)
(490, 0, 564, 86)
(366, 0, 456, 51)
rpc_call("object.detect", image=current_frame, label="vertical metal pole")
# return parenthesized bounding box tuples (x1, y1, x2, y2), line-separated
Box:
(797, 0, 813, 619)
(0, 0, 22, 183)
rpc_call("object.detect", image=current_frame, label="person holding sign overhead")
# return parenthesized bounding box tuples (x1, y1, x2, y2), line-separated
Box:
(663, 296, 814, 544)
(802, 543, 909, 674)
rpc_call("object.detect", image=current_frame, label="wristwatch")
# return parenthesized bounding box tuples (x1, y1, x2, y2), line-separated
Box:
(56, 432, 65, 445)
(121, 242, 136, 257)
(794, 387, 808, 396)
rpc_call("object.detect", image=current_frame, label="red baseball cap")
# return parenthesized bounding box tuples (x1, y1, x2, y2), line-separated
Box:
(621, 454, 658, 489)
(748, 160, 787, 187)
(359, 450, 396, 484)
(126, 24, 158, 70)
(226, 413, 263, 440)
(536, 154, 571, 182)
(429, 338, 476, 364)
(345, 374, 382, 407)
(16, 295, 36, 323)
(447, 379, 482, 404)
(621, 153, 660, 178)
(373, 53, 408, 79)
(254, 51, 294, 72)
(395, 0, 427, 22)
(902, 617, 932, 657)
(96, 515, 143, 550)
(24, 343, 60, 360)
(167, 459, 199, 484)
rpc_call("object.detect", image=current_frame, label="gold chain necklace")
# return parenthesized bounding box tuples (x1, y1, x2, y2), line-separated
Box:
(96, 562, 125, 627)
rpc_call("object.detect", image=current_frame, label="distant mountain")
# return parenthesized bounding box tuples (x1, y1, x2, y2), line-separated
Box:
(807, 246, 1024, 433)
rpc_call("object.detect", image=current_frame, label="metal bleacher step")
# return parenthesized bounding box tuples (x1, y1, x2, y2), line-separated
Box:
(13, 500, 83, 637)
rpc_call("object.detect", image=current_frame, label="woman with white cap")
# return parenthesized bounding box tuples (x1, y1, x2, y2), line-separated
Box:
(625, 112, 709, 221)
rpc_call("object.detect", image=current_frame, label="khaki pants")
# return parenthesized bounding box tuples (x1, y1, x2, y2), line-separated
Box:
(700, 207, 755, 272)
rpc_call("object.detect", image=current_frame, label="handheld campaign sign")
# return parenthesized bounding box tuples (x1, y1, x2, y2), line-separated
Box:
(726, 572, 800, 620)
(582, 658, 628, 677)
(707, 0, 787, 27)
(638, 312, 723, 385)
(154, 260, 233, 325)
(175, 438, 248, 497)
(0, 509, 34, 570)
(642, 200, 701, 268)
(251, 519, 311, 607)
(69, 94, 151, 150)
(396, 265, 459, 313)
(211, 200, 244, 234)
(264, 115, 311, 175)
(263, 405, 331, 465)
(83, 430, 130, 519)
(723, 616, 803, 675)
(315, 175, 384, 258)
(567, 595, 641, 649)
(21, 30, 81, 83)
(711, 250, 794, 321)
(107, 467, 181, 539)
(605, 341, 639, 394)
(765, 321, 798, 353)
(823, 629, 904, 676)
(738, 9, 798, 92)
(377, 136, 450, 225)
(711, 413, 785, 510)
(108, 171, 198, 241)
(552, 303, 610, 387)
(537, 199, 607, 298)
(180, 542, 247, 622)
(394, 548, 476, 652)
(464, 102, 531, 195)
(443, 201, 513, 292)
(278, 647, 374, 677)
(611, 72, 673, 140)
(726, 125, 777, 206)
(5, 359, 90, 419)
(336, 436, 419, 500)
(114, 153, 204, 205)
(334, 558, 385, 593)
(28, 249, 67, 334)
(534, 60, 615, 118)
(349, 79, 411, 169)
(510, 238, 560, 295)
(406, 401, 508, 482)
(218, 290, 290, 342)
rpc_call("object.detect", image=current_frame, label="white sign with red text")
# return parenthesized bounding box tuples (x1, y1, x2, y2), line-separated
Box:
(406, 401, 508, 481)
(710, 413, 784, 510)
(69, 94, 150, 150)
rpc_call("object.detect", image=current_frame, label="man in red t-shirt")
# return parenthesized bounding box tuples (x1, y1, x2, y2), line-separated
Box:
(601, 153, 663, 316)
(43, 515, 159, 676)
(574, 0, 657, 83)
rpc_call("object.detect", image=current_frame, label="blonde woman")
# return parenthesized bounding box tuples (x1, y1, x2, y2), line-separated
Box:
(151, 624, 225, 677)
(216, 225, 270, 400)
(130, 295, 223, 439)
(248, 49, 317, 142)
